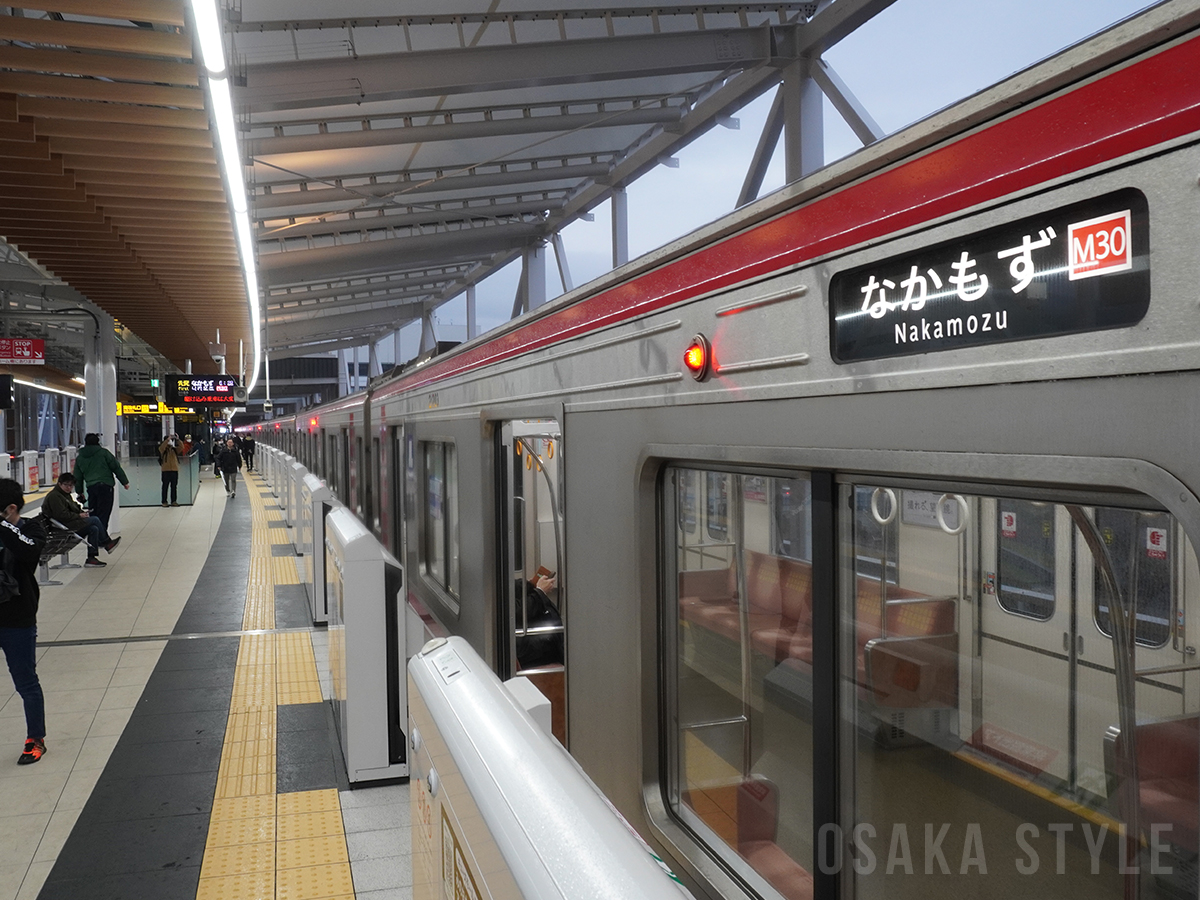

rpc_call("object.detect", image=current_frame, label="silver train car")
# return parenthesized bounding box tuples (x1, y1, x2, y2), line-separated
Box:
(252, 5, 1200, 899)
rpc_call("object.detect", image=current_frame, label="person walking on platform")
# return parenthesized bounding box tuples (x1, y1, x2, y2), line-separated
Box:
(158, 434, 184, 507)
(41, 473, 119, 567)
(218, 439, 242, 499)
(71, 433, 129, 531)
(0, 478, 48, 764)
(242, 435, 256, 472)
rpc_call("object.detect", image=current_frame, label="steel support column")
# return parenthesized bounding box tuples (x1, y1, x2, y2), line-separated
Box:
(611, 188, 628, 268)
(466, 284, 477, 340)
(783, 59, 824, 182)
(524, 243, 547, 311)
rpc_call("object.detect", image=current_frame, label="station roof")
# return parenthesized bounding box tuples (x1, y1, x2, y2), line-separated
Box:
(0, 0, 891, 367)
(0, 0, 249, 372)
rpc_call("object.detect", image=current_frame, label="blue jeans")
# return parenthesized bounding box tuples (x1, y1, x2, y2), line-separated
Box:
(0, 628, 44, 740)
(77, 515, 111, 558)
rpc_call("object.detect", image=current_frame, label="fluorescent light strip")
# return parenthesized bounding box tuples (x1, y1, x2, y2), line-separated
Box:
(190, 0, 226, 75)
(14, 379, 85, 400)
(190, 0, 261, 395)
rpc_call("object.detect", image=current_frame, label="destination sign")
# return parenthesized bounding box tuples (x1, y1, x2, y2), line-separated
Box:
(166, 376, 237, 405)
(117, 403, 195, 416)
(830, 189, 1150, 363)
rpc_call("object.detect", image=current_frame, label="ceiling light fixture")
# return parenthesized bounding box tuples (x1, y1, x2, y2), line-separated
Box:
(189, 0, 262, 395)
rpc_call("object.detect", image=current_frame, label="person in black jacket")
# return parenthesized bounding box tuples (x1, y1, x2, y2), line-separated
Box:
(218, 439, 243, 499)
(0, 478, 47, 764)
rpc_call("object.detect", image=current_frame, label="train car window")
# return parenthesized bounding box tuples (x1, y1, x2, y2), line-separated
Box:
(853, 486, 898, 583)
(996, 499, 1056, 620)
(372, 436, 382, 533)
(666, 465, 815, 900)
(678, 470, 697, 535)
(705, 472, 729, 541)
(771, 478, 811, 561)
(842, 482, 1200, 900)
(421, 441, 459, 600)
(1093, 508, 1173, 648)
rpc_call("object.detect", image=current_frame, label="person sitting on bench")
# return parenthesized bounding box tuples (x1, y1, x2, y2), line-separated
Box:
(39, 473, 120, 568)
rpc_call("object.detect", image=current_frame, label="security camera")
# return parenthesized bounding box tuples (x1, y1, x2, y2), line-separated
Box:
(262, 400, 273, 412)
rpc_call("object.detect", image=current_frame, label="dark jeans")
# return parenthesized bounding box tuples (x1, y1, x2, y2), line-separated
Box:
(87, 483, 115, 530)
(75, 515, 111, 558)
(161, 470, 178, 504)
(244, 451, 254, 471)
(0, 627, 44, 740)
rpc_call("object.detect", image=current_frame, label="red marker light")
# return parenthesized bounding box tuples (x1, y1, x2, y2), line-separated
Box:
(684, 334, 712, 381)
(310, 417, 318, 429)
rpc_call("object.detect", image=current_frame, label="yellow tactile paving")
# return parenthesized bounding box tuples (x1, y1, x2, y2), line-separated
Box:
(212, 795, 277, 821)
(276, 809, 346, 842)
(276, 835, 350, 869)
(200, 841, 276, 878)
(275, 862, 355, 900)
(197, 480, 354, 900)
(276, 789, 341, 816)
(196, 870, 275, 900)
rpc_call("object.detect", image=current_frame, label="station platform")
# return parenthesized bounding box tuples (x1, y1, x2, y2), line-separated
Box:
(0, 471, 412, 900)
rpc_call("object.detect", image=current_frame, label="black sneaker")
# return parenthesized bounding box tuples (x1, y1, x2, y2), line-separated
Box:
(104, 537, 121, 554)
(18, 738, 45, 765)
(84, 557, 106, 568)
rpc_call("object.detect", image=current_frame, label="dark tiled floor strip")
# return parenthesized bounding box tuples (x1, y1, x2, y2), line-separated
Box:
(35, 486, 339, 900)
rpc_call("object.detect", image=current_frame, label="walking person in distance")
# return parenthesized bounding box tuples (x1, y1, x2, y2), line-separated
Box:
(71, 433, 129, 531)
(218, 439, 243, 499)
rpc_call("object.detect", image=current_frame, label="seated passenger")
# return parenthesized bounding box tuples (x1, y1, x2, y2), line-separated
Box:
(39, 473, 120, 568)
(516, 572, 563, 670)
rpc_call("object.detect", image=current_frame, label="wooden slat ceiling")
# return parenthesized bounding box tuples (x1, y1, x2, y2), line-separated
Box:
(0, 2, 249, 372)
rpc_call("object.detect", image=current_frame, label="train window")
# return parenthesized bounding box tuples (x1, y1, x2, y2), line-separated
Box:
(705, 472, 729, 541)
(666, 465, 814, 900)
(853, 486, 898, 583)
(843, 482, 1200, 900)
(1092, 508, 1173, 648)
(771, 478, 811, 561)
(678, 469, 697, 535)
(421, 441, 460, 600)
(997, 499, 1056, 620)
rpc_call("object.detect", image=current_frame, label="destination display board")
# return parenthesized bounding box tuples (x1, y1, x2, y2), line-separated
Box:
(166, 376, 237, 405)
(830, 189, 1150, 363)
(117, 403, 195, 416)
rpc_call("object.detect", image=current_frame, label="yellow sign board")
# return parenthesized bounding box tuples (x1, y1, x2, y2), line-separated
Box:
(116, 402, 195, 416)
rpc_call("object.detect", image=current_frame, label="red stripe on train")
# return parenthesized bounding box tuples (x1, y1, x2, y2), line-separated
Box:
(386, 33, 1200, 397)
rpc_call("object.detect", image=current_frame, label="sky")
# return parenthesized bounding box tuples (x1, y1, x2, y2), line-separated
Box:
(384, 0, 1157, 364)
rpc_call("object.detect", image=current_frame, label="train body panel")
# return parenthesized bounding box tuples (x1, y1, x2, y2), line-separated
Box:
(248, 9, 1200, 900)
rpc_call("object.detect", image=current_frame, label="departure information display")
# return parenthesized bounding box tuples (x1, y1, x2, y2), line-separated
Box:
(166, 376, 238, 405)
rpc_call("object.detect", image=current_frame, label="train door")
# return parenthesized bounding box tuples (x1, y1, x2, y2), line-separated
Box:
(497, 418, 566, 743)
(978, 499, 1074, 784)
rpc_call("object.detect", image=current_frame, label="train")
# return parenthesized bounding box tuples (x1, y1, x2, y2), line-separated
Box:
(246, 5, 1200, 899)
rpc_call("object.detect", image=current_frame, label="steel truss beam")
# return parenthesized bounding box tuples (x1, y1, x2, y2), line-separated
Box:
(239, 26, 790, 113)
(231, 5, 817, 33)
(248, 107, 682, 157)
(253, 162, 611, 215)
(269, 302, 428, 345)
(258, 199, 566, 243)
(259, 223, 541, 287)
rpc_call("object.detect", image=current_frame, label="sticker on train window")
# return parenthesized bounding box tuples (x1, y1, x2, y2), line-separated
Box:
(829, 188, 1149, 362)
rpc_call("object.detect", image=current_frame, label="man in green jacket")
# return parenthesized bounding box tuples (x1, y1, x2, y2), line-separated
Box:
(72, 433, 129, 531)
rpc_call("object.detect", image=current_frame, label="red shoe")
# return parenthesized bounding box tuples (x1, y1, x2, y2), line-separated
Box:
(18, 738, 45, 765)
